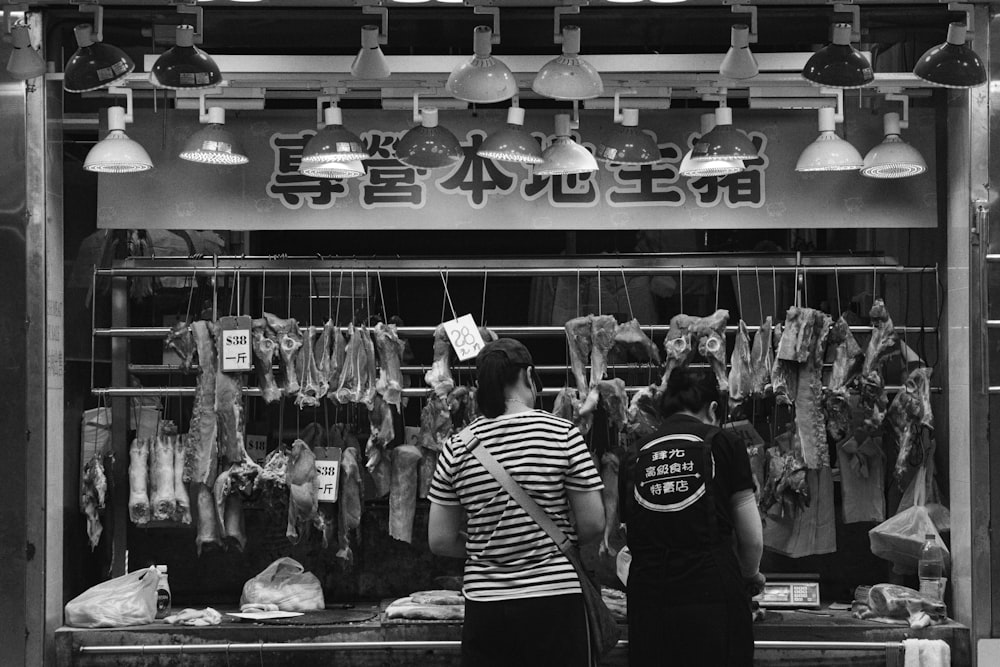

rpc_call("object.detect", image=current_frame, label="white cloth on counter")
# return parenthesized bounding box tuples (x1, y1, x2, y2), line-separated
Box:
(163, 607, 223, 626)
(903, 638, 950, 667)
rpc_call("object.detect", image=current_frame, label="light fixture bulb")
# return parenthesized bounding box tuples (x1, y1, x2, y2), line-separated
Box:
(596, 108, 662, 165)
(179, 106, 249, 165)
(84, 106, 153, 173)
(64, 24, 134, 93)
(7, 24, 46, 80)
(535, 113, 598, 177)
(913, 23, 986, 88)
(301, 106, 369, 163)
(802, 22, 873, 89)
(531, 26, 604, 101)
(691, 107, 757, 162)
(795, 106, 863, 172)
(351, 25, 390, 80)
(395, 107, 463, 169)
(679, 113, 744, 177)
(299, 159, 366, 179)
(860, 112, 926, 179)
(446, 26, 517, 104)
(720, 24, 758, 80)
(477, 106, 543, 165)
(150, 25, 223, 90)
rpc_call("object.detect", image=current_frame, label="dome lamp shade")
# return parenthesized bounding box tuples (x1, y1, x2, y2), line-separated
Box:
(679, 113, 744, 177)
(7, 23, 46, 80)
(535, 113, 598, 177)
(351, 24, 390, 79)
(720, 24, 758, 80)
(913, 23, 986, 88)
(301, 105, 369, 163)
(150, 24, 222, 89)
(691, 106, 757, 162)
(180, 105, 249, 165)
(796, 105, 863, 172)
(64, 22, 134, 93)
(299, 159, 366, 179)
(802, 22, 873, 89)
(532, 26, 603, 101)
(395, 106, 463, 170)
(477, 105, 543, 165)
(861, 111, 926, 179)
(596, 106, 661, 165)
(446, 25, 517, 104)
(84, 88, 153, 173)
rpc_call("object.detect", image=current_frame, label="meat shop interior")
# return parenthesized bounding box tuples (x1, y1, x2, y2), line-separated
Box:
(2, 0, 999, 665)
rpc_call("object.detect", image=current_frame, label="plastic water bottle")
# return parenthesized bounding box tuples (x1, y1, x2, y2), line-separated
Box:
(918, 534, 944, 600)
(155, 565, 172, 619)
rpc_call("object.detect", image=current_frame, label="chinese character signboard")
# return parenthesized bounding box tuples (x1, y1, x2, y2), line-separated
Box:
(99, 109, 937, 230)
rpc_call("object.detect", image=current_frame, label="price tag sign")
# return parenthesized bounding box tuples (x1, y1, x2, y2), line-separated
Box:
(315, 448, 342, 503)
(246, 434, 268, 466)
(443, 314, 487, 362)
(218, 315, 252, 373)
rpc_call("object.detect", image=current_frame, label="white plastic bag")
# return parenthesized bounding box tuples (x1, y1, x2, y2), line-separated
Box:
(869, 467, 950, 571)
(240, 557, 325, 612)
(64, 566, 158, 628)
(616, 547, 632, 586)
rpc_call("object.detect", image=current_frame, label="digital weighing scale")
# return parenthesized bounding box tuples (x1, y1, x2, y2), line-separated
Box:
(753, 574, 822, 609)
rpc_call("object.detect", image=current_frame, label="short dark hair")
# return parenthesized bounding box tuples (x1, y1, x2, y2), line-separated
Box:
(476, 352, 525, 419)
(659, 367, 720, 418)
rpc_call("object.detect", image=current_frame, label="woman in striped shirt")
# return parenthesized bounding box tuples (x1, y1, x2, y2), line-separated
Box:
(428, 338, 606, 667)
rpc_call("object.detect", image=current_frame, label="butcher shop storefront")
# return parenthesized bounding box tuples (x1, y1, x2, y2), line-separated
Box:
(2, 0, 999, 665)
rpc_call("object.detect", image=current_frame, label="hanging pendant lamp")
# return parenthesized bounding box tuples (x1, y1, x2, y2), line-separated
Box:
(532, 25, 603, 101)
(535, 113, 598, 177)
(301, 104, 369, 164)
(795, 106, 863, 172)
(352, 24, 390, 79)
(64, 21, 133, 93)
(861, 111, 926, 179)
(690, 106, 757, 162)
(720, 24, 758, 80)
(84, 88, 153, 174)
(7, 23, 46, 80)
(802, 22, 873, 89)
(150, 24, 222, 89)
(446, 25, 517, 104)
(396, 105, 463, 170)
(679, 113, 744, 178)
(913, 23, 986, 88)
(597, 106, 661, 166)
(477, 105, 543, 165)
(299, 159, 366, 180)
(180, 98, 248, 165)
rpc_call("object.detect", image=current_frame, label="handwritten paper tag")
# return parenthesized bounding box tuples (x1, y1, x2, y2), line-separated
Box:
(218, 315, 252, 373)
(443, 314, 486, 362)
(246, 434, 268, 466)
(315, 448, 343, 503)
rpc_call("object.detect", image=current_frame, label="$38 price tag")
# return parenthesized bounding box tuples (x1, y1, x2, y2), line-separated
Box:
(443, 314, 486, 362)
(314, 447, 342, 503)
(218, 315, 252, 373)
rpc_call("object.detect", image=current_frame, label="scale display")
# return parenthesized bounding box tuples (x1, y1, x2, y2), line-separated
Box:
(753, 581, 821, 609)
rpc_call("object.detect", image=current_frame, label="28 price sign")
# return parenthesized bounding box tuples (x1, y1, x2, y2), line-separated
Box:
(443, 314, 487, 362)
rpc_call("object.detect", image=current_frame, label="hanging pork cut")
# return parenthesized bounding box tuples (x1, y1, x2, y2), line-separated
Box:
(184, 320, 218, 486)
(553, 386, 593, 435)
(858, 299, 899, 431)
(887, 366, 934, 483)
(367, 393, 396, 498)
(295, 325, 326, 408)
(598, 452, 621, 558)
(610, 318, 660, 365)
(193, 483, 221, 554)
(213, 467, 247, 552)
(692, 309, 730, 393)
(128, 437, 151, 525)
(597, 378, 628, 433)
(749, 316, 774, 399)
(389, 444, 423, 543)
(318, 319, 346, 391)
(337, 445, 362, 564)
(213, 322, 247, 465)
(565, 316, 593, 400)
(286, 439, 320, 544)
(251, 318, 282, 403)
(625, 384, 663, 445)
(579, 315, 617, 415)
(822, 316, 864, 442)
(658, 314, 697, 392)
(374, 321, 406, 408)
(424, 324, 456, 400)
(150, 420, 179, 521)
(165, 322, 196, 372)
(81, 454, 107, 549)
(173, 434, 191, 524)
(728, 320, 752, 411)
(265, 313, 304, 395)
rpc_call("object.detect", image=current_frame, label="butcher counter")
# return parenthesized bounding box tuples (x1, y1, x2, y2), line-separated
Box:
(55, 605, 971, 667)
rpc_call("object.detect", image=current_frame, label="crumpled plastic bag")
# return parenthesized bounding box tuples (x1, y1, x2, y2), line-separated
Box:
(869, 467, 950, 571)
(240, 557, 324, 612)
(64, 566, 158, 628)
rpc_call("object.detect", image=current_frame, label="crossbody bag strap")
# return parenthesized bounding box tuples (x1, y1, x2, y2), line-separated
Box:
(455, 426, 574, 556)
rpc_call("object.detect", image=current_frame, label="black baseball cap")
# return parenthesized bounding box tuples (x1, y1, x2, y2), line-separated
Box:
(476, 338, 542, 393)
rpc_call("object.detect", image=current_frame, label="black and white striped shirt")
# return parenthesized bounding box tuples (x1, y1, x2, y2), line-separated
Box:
(428, 410, 604, 601)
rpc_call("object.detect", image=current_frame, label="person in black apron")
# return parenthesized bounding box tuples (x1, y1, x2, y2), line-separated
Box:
(621, 367, 764, 667)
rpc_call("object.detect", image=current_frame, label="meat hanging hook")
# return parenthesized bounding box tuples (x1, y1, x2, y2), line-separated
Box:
(714, 267, 721, 312)
(364, 269, 371, 324)
(228, 269, 239, 316)
(754, 266, 764, 326)
(185, 268, 197, 323)
(576, 269, 581, 318)
(334, 270, 344, 326)
(287, 270, 293, 319)
(439, 270, 458, 321)
(351, 271, 356, 325)
(834, 266, 842, 317)
(308, 270, 314, 326)
(772, 266, 778, 318)
(328, 270, 333, 321)
(679, 266, 684, 313)
(260, 270, 266, 318)
(597, 266, 602, 314)
(735, 265, 743, 318)
(480, 270, 488, 326)
(872, 265, 878, 303)
(212, 264, 219, 320)
(620, 267, 634, 320)
(377, 271, 388, 322)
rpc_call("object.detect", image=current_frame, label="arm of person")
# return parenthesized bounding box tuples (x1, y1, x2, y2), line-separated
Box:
(730, 489, 764, 579)
(568, 489, 606, 547)
(428, 502, 467, 558)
